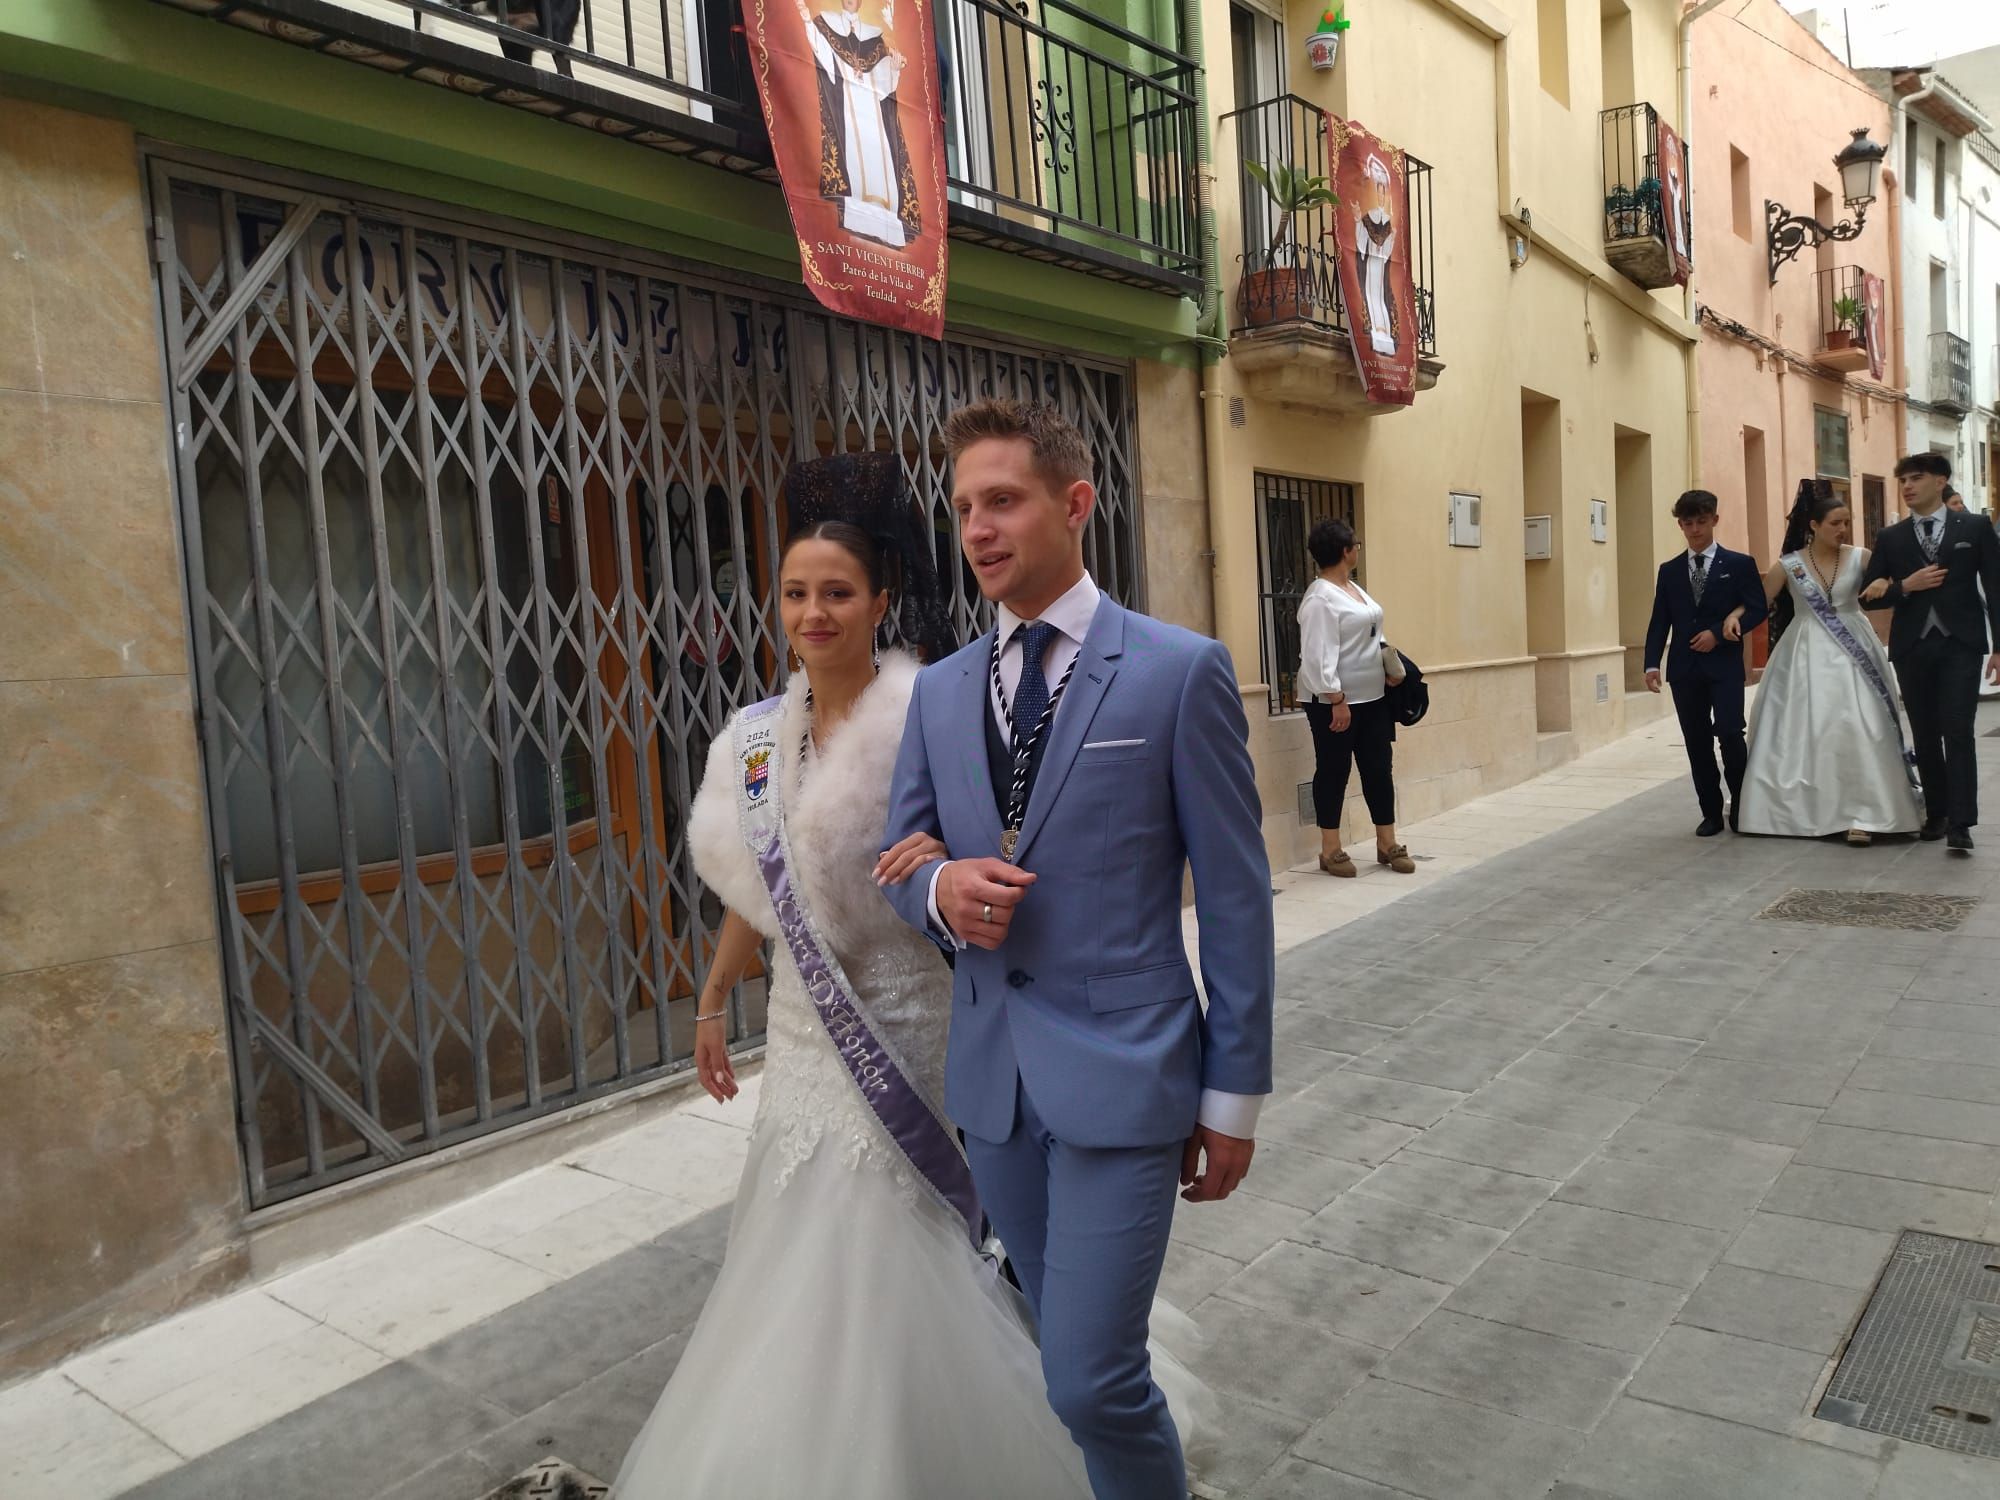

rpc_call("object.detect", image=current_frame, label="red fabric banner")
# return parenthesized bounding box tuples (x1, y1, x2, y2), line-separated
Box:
(1655, 116, 1692, 287)
(1326, 115, 1418, 407)
(1864, 271, 1888, 381)
(747, 0, 948, 339)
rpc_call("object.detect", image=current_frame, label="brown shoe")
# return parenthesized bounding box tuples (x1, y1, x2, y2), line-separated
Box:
(1319, 850, 1357, 878)
(1376, 843, 1416, 874)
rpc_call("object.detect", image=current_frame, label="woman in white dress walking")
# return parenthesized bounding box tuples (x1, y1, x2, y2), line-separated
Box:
(614, 457, 1203, 1497)
(1737, 481, 1923, 844)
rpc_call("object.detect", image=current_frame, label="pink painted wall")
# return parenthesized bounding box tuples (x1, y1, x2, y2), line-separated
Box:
(1692, 0, 1898, 573)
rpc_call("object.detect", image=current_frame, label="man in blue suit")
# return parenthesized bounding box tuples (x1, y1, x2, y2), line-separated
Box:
(875, 399, 1274, 1497)
(1644, 488, 1768, 836)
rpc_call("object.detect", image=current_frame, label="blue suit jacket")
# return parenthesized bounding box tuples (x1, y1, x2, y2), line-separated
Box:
(881, 600, 1275, 1148)
(1644, 546, 1767, 685)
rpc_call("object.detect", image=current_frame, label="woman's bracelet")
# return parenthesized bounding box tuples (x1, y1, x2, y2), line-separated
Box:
(694, 1004, 727, 1023)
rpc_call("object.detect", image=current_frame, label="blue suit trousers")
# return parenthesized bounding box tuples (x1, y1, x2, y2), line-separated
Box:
(967, 1082, 1187, 1500)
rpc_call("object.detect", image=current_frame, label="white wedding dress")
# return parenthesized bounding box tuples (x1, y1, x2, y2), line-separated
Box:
(614, 653, 1202, 1498)
(1738, 548, 1922, 837)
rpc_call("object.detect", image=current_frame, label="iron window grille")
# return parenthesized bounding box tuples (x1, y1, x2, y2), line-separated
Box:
(148, 152, 1144, 1205)
(149, 0, 1203, 291)
(1813, 406, 1851, 484)
(1255, 472, 1357, 715)
(1222, 93, 1436, 355)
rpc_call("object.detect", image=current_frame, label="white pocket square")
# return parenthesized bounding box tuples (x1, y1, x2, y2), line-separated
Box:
(1954, 541, 1972, 549)
(1083, 738, 1146, 750)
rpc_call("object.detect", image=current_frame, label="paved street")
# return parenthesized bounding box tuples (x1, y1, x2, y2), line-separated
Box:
(14, 710, 2000, 1498)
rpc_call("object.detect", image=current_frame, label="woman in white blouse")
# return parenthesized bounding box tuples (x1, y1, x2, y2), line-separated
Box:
(1296, 518, 1414, 877)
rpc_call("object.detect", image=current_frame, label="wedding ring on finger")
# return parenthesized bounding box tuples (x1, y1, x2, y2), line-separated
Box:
(982, 902, 993, 924)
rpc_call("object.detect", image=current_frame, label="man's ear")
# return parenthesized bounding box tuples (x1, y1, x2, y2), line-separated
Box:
(1065, 479, 1097, 534)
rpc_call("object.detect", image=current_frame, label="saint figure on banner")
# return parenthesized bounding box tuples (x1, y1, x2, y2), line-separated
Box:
(1354, 153, 1401, 357)
(1659, 129, 1690, 274)
(798, 0, 923, 249)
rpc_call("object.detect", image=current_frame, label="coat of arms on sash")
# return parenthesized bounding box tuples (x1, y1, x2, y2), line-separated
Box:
(744, 747, 772, 801)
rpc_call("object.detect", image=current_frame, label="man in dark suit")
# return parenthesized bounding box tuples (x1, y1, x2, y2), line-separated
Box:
(1861, 453, 2000, 851)
(1644, 489, 1768, 836)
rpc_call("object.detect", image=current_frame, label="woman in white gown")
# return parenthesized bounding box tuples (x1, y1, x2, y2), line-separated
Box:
(614, 496, 1203, 1497)
(1737, 481, 1923, 844)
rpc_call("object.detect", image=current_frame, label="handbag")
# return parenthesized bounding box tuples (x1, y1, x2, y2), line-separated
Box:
(1381, 649, 1429, 727)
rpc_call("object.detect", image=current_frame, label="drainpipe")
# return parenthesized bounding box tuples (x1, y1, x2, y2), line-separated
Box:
(1678, 0, 1728, 500)
(1185, 0, 1244, 660)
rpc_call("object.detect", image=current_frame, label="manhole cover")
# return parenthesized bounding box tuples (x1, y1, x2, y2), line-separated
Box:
(478, 1459, 609, 1500)
(1817, 1231, 2000, 1457)
(1756, 889, 1979, 932)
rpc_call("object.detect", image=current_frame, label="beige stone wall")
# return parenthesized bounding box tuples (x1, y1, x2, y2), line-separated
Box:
(1199, 0, 1690, 864)
(1135, 358, 1213, 637)
(0, 98, 247, 1377)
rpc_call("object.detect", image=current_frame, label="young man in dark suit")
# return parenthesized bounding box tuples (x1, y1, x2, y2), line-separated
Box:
(1644, 490, 1768, 836)
(1861, 453, 2000, 851)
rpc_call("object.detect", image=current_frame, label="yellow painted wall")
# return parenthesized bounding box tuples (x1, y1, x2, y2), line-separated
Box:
(1195, 0, 1693, 863)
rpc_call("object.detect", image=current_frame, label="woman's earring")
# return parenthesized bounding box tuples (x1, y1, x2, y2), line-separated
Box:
(787, 646, 799, 675)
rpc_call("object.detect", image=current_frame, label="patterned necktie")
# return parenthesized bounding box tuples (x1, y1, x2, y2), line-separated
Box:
(1921, 516, 1941, 563)
(1690, 552, 1707, 604)
(1011, 621, 1058, 742)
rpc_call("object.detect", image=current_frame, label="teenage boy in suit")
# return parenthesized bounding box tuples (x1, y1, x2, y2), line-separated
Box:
(1644, 489, 1768, 836)
(1861, 453, 2000, 850)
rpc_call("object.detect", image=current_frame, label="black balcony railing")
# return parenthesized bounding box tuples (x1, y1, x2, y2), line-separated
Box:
(1814, 265, 1870, 354)
(1600, 102, 1693, 289)
(1933, 331, 1974, 412)
(940, 0, 1200, 283)
(1222, 94, 1436, 355)
(151, 0, 1201, 290)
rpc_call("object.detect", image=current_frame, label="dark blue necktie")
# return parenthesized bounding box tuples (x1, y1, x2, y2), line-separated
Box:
(1012, 621, 1058, 742)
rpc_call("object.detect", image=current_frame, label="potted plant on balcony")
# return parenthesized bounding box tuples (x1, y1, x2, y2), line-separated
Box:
(1605, 183, 1641, 240)
(1241, 158, 1338, 328)
(1827, 294, 1862, 352)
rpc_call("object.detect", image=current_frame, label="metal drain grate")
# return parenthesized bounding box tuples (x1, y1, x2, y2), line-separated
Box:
(1756, 889, 1980, 932)
(1817, 1231, 2000, 1457)
(478, 1459, 609, 1500)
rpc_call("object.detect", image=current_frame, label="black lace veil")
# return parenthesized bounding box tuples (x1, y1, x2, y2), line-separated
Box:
(782, 452, 960, 665)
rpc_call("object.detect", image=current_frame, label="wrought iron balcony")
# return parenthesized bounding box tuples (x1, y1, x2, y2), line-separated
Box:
(1932, 331, 1974, 413)
(1813, 266, 1872, 374)
(1220, 93, 1438, 415)
(151, 0, 1201, 292)
(1600, 102, 1694, 291)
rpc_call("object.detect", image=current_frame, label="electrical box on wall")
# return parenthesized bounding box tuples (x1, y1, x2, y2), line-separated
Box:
(1589, 498, 1608, 542)
(1448, 492, 1482, 547)
(1524, 514, 1554, 560)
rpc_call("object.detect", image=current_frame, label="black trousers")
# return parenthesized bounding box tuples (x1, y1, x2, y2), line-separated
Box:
(1670, 671, 1747, 820)
(1304, 697, 1396, 828)
(1896, 632, 1983, 827)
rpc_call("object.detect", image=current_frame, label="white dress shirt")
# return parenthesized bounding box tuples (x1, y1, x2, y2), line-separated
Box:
(925, 571, 1263, 1139)
(1295, 577, 1387, 706)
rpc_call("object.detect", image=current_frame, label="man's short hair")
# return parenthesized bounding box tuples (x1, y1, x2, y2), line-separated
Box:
(1895, 452, 1952, 480)
(1671, 489, 1720, 520)
(943, 398, 1093, 492)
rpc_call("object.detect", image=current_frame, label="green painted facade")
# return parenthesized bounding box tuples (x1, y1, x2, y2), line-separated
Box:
(0, 0, 1200, 362)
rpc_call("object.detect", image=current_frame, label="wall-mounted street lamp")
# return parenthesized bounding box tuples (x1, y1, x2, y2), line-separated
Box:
(1767, 128, 1887, 284)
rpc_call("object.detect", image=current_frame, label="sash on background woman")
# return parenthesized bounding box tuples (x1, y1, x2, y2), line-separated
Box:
(732, 695, 983, 1244)
(1784, 555, 1922, 801)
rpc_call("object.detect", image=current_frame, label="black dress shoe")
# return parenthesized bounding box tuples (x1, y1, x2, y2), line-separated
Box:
(1948, 825, 1975, 852)
(1921, 818, 1948, 841)
(1696, 816, 1725, 838)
